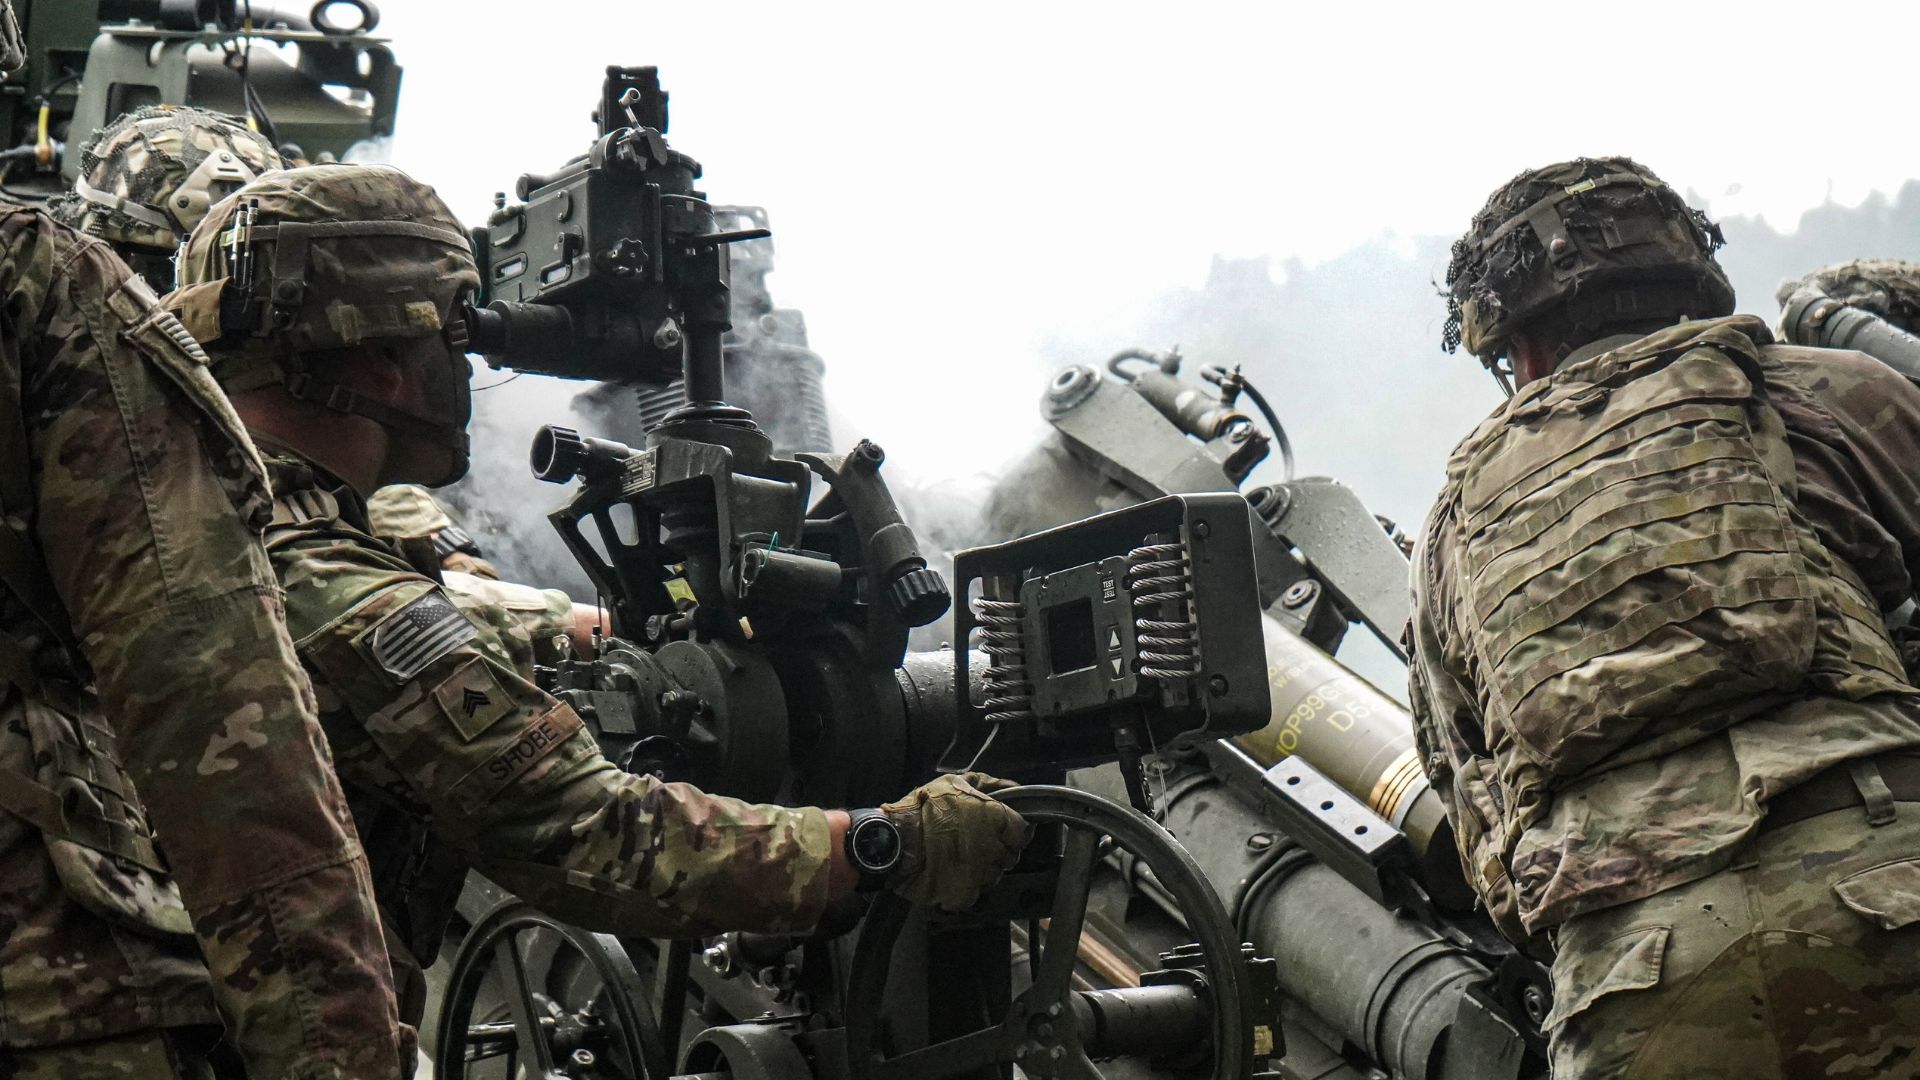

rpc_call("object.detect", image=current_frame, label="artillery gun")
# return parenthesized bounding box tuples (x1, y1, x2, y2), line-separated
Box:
(435, 64, 1551, 1080)
(440, 66, 1283, 1080)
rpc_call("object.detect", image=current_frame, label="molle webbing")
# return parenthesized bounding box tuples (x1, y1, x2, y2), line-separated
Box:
(0, 690, 167, 874)
(1451, 344, 1818, 775)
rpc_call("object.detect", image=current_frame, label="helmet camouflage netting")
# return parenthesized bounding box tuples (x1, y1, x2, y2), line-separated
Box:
(1776, 258, 1920, 337)
(49, 106, 283, 253)
(1442, 156, 1733, 365)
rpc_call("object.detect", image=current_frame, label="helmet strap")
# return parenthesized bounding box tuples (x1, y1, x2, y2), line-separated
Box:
(279, 368, 470, 455)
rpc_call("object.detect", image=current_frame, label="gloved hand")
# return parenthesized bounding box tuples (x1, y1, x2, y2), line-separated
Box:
(881, 772, 1029, 911)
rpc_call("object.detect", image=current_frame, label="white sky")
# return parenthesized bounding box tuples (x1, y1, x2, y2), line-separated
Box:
(376, 0, 1920, 476)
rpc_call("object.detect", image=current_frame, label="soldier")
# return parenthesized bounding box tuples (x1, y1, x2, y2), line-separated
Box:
(367, 484, 502, 579)
(1414, 156, 1920, 1079)
(1777, 257, 1920, 337)
(0, 7, 408, 1079)
(49, 105, 281, 292)
(166, 162, 1028, 1030)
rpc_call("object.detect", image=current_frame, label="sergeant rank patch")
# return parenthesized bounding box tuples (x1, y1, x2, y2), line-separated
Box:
(367, 588, 478, 682)
(434, 657, 515, 740)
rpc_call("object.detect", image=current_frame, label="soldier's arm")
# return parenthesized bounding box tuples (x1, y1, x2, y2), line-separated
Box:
(21, 225, 403, 1079)
(439, 569, 610, 671)
(1407, 518, 1529, 944)
(300, 562, 836, 939)
(1775, 349, 1920, 603)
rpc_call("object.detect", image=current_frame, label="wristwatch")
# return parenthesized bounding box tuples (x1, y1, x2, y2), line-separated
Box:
(844, 809, 903, 890)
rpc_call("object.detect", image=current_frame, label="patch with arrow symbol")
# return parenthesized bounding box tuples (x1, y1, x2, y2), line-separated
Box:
(434, 657, 514, 740)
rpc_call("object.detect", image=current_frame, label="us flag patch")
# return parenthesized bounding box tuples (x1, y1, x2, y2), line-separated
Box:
(367, 589, 477, 682)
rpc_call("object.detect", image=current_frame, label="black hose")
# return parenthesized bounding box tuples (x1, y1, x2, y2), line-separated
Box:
(1233, 374, 1295, 481)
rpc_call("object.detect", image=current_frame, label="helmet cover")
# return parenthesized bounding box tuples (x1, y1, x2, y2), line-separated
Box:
(1443, 157, 1734, 365)
(50, 106, 283, 254)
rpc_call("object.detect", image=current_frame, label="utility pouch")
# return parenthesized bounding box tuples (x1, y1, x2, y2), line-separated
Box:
(0, 686, 193, 937)
(1451, 341, 1816, 776)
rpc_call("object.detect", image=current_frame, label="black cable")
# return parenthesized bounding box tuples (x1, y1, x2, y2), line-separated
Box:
(470, 372, 523, 392)
(0, 183, 51, 205)
(39, 72, 82, 99)
(1237, 376, 1294, 481)
(228, 1, 280, 148)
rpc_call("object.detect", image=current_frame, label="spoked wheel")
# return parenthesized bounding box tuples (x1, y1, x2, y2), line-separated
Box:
(845, 786, 1256, 1080)
(433, 901, 670, 1080)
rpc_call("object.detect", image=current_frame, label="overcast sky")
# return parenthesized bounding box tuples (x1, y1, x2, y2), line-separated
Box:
(374, 0, 1920, 488)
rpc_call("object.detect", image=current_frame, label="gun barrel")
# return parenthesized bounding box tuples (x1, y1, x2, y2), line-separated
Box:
(1077, 762, 1528, 1080)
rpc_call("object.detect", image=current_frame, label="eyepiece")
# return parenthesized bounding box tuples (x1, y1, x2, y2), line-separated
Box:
(530, 426, 586, 484)
(531, 425, 637, 485)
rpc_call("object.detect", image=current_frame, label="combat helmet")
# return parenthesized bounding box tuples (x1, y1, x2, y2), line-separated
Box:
(49, 106, 282, 285)
(1777, 258, 1920, 338)
(168, 163, 481, 486)
(1443, 157, 1734, 390)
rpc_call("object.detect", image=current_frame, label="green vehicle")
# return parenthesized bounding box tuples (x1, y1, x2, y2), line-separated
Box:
(4, 0, 399, 197)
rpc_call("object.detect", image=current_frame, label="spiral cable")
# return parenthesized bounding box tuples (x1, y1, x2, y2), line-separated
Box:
(974, 598, 1036, 723)
(1127, 543, 1200, 679)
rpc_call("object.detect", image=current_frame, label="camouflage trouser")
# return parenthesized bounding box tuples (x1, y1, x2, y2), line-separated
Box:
(1546, 800, 1920, 1079)
(0, 1029, 219, 1079)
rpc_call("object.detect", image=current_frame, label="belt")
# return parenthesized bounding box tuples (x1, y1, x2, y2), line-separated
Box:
(1760, 751, 1920, 835)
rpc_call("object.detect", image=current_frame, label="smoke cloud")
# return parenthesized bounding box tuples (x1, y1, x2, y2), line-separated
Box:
(437, 182, 1920, 675)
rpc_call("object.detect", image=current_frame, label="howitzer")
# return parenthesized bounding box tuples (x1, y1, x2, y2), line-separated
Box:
(435, 67, 1287, 1080)
(982, 351, 1552, 1078)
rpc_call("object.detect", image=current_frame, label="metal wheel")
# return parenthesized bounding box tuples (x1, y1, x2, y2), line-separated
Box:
(844, 786, 1255, 1080)
(433, 900, 669, 1080)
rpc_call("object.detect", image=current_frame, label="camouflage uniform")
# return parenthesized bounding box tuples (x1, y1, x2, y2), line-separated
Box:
(266, 450, 831, 1022)
(367, 484, 501, 579)
(0, 186, 402, 1071)
(169, 165, 835, 1030)
(1776, 257, 1920, 334)
(48, 106, 281, 293)
(1416, 159, 1920, 1078)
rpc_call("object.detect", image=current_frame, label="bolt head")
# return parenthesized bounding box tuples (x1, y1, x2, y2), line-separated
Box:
(1046, 1003, 1062, 1018)
(571, 1048, 596, 1066)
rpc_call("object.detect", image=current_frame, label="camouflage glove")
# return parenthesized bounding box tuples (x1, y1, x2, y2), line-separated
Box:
(881, 773, 1029, 911)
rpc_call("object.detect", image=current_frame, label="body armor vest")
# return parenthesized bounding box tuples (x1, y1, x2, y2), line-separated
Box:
(1438, 320, 1913, 791)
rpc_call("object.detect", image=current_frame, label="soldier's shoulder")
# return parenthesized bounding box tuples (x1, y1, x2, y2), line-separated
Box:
(263, 466, 441, 646)
(1759, 340, 1905, 385)
(366, 484, 455, 539)
(0, 202, 131, 302)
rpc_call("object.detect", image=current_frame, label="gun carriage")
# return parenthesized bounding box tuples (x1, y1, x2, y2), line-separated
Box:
(435, 67, 1548, 1080)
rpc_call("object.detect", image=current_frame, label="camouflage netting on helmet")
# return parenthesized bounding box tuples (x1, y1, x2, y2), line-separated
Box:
(170, 162, 479, 363)
(1775, 259, 1920, 336)
(49, 106, 282, 253)
(1442, 156, 1734, 363)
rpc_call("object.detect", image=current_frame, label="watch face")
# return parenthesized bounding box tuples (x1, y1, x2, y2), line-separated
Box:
(850, 817, 901, 874)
